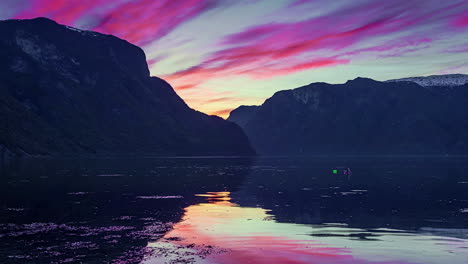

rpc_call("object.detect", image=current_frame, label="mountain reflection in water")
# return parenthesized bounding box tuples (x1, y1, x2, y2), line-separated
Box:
(1, 157, 467, 263)
(144, 190, 468, 264)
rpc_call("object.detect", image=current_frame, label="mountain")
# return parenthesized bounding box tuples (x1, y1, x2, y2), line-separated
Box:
(0, 18, 254, 157)
(386, 74, 468, 87)
(227, 105, 260, 128)
(228, 77, 468, 155)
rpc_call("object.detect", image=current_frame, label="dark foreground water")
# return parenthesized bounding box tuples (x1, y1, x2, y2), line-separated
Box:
(0, 157, 467, 264)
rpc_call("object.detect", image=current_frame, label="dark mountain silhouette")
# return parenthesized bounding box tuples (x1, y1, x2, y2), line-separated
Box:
(228, 105, 260, 128)
(0, 17, 254, 157)
(228, 76, 468, 155)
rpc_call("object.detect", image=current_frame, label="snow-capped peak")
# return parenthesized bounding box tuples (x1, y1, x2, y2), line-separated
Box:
(386, 74, 468, 87)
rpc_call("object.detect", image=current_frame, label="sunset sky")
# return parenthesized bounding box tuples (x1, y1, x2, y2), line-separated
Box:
(1, 0, 467, 117)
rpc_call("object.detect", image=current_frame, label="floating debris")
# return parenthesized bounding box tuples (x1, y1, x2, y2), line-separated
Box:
(6, 208, 26, 212)
(340, 192, 359, 195)
(113, 216, 134, 221)
(136, 195, 184, 199)
(7, 255, 33, 259)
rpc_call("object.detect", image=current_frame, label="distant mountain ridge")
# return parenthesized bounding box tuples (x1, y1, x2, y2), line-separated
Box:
(0, 17, 254, 157)
(228, 105, 260, 129)
(386, 74, 468, 87)
(228, 76, 468, 155)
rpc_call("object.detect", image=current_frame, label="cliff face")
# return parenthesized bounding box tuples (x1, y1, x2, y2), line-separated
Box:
(228, 77, 468, 155)
(0, 18, 254, 156)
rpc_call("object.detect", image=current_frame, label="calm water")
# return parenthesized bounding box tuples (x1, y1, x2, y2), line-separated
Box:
(0, 157, 467, 264)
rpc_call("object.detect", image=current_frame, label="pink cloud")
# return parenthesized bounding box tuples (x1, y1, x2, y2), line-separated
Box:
(10, 1, 466, 76)
(164, 1, 465, 87)
(166, 1, 438, 85)
(340, 37, 433, 58)
(246, 58, 350, 79)
(177, 83, 200, 90)
(14, 0, 114, 26)
(147, 54, 169, 68)
(92, 0, 218, 46)
(221, 23, 280, 45)
(13, 0, 221, 46)
(205, 97, 235, 103)
(443, 44, 468, 54)
(437, 63, 468, 74)
(453, 13, 468, 27)
(210, 108, 234, 117)
(289, 0, 313, 7)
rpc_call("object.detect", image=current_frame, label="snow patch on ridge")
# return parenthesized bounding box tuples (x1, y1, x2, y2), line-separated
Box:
(64, 25, 100, 37)
(386, 74, 468, 87)
(64, 25, 85, 33)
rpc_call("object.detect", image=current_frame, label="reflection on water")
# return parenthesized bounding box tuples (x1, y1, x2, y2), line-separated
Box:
(1, 157, 468, 263)
(0, 158, 252, 263)
(144, 191, 468, 264)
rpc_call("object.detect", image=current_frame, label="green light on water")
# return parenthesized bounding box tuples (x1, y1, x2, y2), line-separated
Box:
(333, 169, 338, 174)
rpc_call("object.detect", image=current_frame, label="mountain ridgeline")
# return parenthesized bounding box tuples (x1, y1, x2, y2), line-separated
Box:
(0, 18, 254, 157)
(228, 75, 468, 155)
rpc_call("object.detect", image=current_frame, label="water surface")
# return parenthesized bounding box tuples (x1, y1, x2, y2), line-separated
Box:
(1, 157, 467, 263)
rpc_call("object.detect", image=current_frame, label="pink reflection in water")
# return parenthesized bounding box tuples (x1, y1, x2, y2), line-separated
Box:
(143, 191, 465, 264)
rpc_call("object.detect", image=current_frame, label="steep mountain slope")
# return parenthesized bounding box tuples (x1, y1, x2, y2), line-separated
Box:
(228, 77, 468, 155)
(0, 18, 254, 156)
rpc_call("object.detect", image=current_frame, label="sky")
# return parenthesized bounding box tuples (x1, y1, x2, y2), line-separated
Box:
(1, 0, 467, 118)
